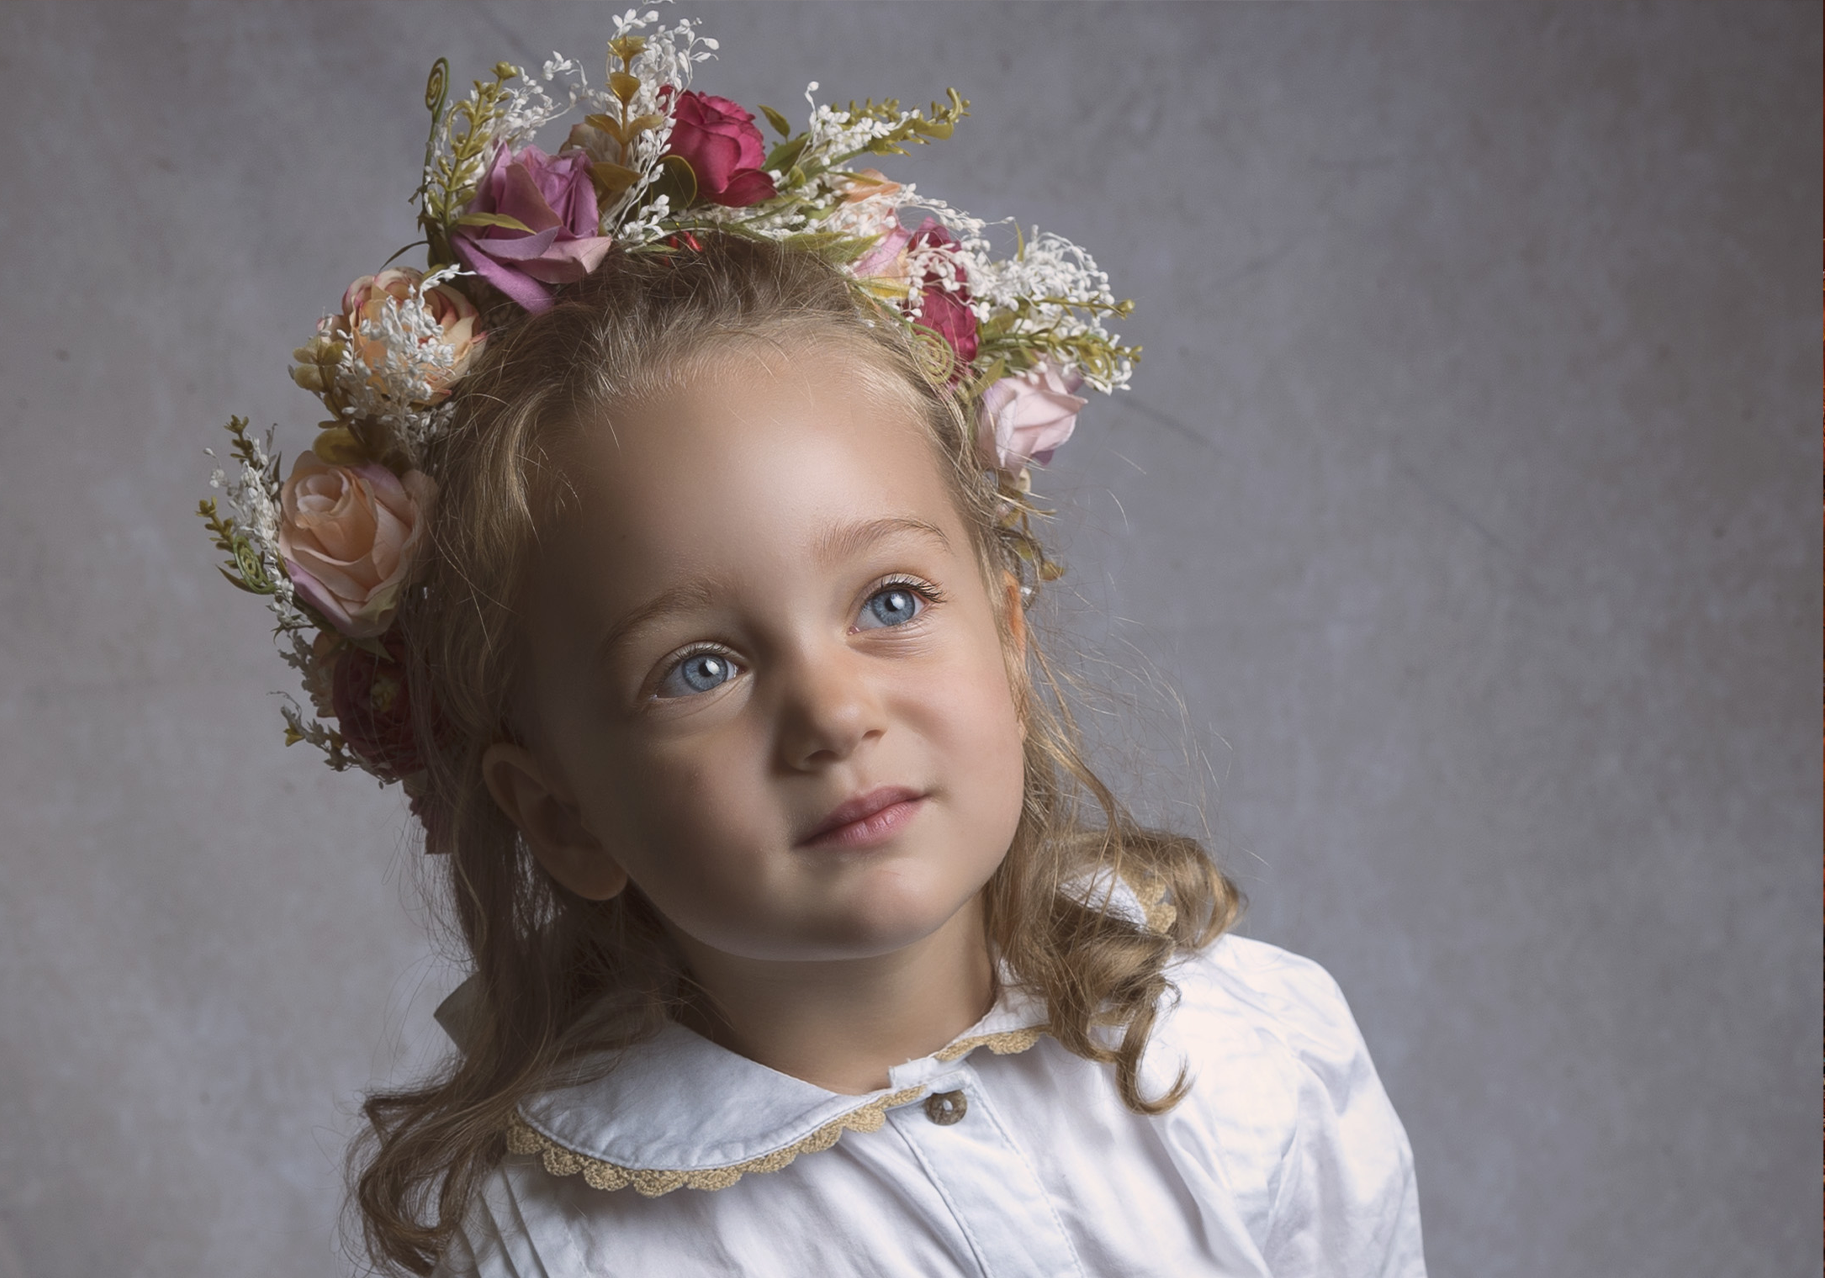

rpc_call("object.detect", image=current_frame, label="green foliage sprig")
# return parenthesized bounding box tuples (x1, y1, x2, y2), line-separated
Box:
(197, 416, 282, 596)
(417, 59, 523, 267)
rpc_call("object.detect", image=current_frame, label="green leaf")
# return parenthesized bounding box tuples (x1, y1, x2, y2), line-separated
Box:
(217, 564, 268, 595)
(608, 70, 642, 104)
(759, 104, 793, 137)
(962, 356, 1007, 401)
(378, 239, 429, 270)
(453, 210, 537, 235)
(762, 134, 809, 175)
(588, 161, 642, 200)
(781, 230, 879, 264)
(648, 154, 698, 209)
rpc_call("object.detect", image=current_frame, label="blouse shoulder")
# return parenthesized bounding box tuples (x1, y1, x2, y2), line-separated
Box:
(1181, 935, 1372, 1074)
(1156, 935, 1428, 1278)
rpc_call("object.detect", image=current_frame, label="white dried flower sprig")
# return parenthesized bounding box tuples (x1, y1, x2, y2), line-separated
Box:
(967, 228, 1135, 394)
(492, 55, 589, 147)
(802, 84, 952, 164)
(278, 699, 358, 771)
(324, 269, 471, 466)
(586, 11, 718, 233)
(200, 419, 300, 625)
(199, 421, 357, 764)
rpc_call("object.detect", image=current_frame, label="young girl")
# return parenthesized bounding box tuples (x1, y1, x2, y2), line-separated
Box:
(202, 14, 1423, 1276)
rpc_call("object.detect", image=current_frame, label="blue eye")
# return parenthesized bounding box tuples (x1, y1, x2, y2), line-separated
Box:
(858, 584, 927, 630)
(658, 651, 737, 698)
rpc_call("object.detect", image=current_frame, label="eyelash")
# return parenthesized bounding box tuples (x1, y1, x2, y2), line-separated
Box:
(859, 574, 946, 626)
(648, 575, 946, 700)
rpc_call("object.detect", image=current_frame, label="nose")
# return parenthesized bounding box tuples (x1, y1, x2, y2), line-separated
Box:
(775, 647, 887, 771)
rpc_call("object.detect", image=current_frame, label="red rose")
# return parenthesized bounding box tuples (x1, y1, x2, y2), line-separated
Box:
(330, 631, 424, 780)
(909, 221, 978, 373)
(662, 90, 778, 207)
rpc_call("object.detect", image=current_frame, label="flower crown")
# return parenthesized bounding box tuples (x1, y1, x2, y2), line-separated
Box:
(198, 8, 1137, 799)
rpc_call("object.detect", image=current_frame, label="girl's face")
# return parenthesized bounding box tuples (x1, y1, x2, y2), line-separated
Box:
(490, 341, 1028, 964)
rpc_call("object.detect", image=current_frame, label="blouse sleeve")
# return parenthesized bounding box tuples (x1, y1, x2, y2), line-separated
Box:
(431, 1157, 586, 1278)
(1225, 943, 1427, 1278)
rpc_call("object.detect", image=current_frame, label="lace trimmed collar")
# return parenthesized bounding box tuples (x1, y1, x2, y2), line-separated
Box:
(432, 876, 1164, 1196)
(499, 981, 1051, 1197)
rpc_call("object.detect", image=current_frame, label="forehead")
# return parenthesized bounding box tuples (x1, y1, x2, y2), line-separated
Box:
(538, 341, 966, 600)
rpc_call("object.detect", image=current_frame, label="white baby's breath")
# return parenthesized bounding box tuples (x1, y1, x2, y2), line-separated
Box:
(326, 268, 470, 462)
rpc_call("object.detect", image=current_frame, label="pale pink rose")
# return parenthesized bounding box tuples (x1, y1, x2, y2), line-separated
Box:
(852, 220, 914, 284)
(277, 452, 436, 638)
(332, 267, 485, 402)
(976, 361, 1088, 471)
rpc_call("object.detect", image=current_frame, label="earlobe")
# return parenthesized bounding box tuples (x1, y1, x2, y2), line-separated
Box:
(480, 741, 630, 901)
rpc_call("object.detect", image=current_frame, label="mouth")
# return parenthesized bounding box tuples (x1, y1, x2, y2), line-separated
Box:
(797, 785, 927, 851)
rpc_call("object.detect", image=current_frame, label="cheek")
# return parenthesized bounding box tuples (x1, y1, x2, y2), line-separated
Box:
(972, 689, 1030, 852)
(586, 721, 779, 884)
(915, 637, 1028, 842)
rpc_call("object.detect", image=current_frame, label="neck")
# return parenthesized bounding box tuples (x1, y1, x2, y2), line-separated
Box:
(670, 898, 995, 1095)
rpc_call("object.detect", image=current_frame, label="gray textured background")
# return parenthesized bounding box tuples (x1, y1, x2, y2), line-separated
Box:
(0, 3, 1816, 1275)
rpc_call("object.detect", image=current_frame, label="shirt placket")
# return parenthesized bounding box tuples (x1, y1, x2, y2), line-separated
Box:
(886, 1067, 1085, 1278)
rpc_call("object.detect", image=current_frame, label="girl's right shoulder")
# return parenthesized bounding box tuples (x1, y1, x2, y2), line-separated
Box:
(1172, 933, 1369, 1062)
(1152, 934, 1428, 1278)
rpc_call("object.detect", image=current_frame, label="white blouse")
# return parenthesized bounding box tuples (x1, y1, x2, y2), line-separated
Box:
(436, 935, 1426, 1277)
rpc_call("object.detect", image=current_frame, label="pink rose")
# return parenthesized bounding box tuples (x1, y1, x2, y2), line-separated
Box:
(451, 145, 615, 312)
(976, 361, 1087, 471)
(853, 220, 913, 282)
(662, 90, 777, 207)
(277, 452, 435, 638)
(331, 267, 484, 402)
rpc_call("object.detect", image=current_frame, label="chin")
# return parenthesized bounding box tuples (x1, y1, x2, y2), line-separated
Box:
(826, 853, 998, 953)
(752, 867, 993, 962)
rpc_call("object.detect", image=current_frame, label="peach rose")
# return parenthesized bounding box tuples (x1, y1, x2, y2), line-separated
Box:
(976, 361, 1087, 471)
(277, 452, 435, 638)
(832, 168, 904, 241)
(841, 168, 902, 206)
(332, 267, 484, 402)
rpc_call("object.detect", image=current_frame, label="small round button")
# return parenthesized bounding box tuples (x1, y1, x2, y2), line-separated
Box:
(923, 1089, 968, 1126)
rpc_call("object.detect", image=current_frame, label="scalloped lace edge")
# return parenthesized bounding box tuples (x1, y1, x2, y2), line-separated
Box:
(505, 1024, 1049, 1196)
(1128, 871, 1177, 935)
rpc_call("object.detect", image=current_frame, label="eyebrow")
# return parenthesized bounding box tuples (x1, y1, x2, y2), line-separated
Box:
(594, 579, 718, 663)
(595, 516, 952, 661)
(813, 515, 951, 565)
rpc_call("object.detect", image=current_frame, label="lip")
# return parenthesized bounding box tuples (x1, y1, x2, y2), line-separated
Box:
(797, 785, 927, 851)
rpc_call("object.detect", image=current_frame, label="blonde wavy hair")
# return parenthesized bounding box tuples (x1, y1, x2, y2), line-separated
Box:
(353, 233, 1242, 1274)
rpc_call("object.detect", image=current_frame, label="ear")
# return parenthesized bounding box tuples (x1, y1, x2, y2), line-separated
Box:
(481, 741, 629, 901)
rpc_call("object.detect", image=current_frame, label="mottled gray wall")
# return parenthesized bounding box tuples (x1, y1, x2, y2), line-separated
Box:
(0, 3, 1816, 1275)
